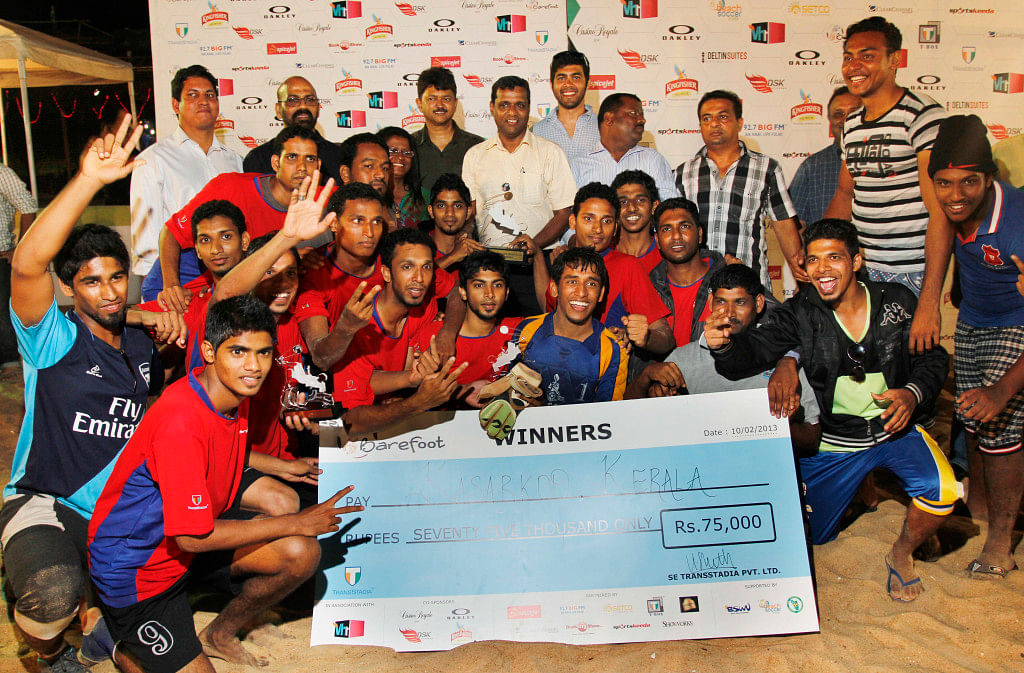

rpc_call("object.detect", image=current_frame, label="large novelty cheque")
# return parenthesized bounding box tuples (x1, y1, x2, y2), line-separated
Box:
(312, 390, 819, 650)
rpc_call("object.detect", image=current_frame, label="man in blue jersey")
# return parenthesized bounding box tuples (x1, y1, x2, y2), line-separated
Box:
(1, 119, 179, 671)
(929, 115, 1024, 579)
(512, 246, 628, 404)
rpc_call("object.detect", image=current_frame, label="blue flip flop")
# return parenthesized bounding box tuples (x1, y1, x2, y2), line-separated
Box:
(885, 558, 923, 602)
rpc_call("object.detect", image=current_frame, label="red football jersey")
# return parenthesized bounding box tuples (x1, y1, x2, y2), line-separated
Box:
(412, 316, 522, 384)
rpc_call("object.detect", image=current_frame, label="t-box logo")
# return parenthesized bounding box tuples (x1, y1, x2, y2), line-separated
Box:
(622, 0, 658, 18)
(750, 22, 785, 44)
(496, 14, 526, 33)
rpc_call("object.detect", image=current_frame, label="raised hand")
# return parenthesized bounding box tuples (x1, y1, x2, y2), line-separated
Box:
(290, 485, 363, 537)
(282, 171, 337, 242)
(81, 115, 146, 185)
(335, 281, 381, 334)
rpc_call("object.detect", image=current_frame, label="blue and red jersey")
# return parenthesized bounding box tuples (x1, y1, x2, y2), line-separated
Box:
(88, 369, 248, 609)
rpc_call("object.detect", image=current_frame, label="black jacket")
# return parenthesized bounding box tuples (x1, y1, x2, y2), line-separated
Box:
(712, 280, 948, 449)
(649, 249, 727, 344)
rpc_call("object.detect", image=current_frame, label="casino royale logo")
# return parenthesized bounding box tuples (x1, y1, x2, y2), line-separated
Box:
(572, 23, 619, 39)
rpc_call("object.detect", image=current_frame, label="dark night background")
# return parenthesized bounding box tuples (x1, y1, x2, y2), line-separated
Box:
(3, 2, 153, 203)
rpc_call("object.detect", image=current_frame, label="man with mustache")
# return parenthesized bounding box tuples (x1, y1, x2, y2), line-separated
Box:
(243, 76, 343, 187)
(570, 93, 679, 203)
(412, 67, 484, 194)
(532, 50, 600, 161)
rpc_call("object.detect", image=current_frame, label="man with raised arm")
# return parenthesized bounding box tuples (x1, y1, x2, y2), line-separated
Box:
(2, 119, 175, 671)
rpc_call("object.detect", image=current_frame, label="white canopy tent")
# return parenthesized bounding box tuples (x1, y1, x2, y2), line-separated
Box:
(0, 19, 135, 198)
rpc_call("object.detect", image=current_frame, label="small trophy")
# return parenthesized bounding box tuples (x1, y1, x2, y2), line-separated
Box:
(484, 186, 528, 265)
(279, 346, 341, 420)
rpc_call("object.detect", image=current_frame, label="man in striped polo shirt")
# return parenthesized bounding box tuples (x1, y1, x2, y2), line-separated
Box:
(824, 16, 946, 300)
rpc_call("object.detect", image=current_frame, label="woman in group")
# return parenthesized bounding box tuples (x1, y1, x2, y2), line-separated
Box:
(377, 126, 429, 229)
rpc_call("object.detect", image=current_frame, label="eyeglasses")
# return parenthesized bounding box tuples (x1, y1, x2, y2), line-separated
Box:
(388, 148, 415, 158)
(281, 95, 319, 107)
(847, 343, 866, 383)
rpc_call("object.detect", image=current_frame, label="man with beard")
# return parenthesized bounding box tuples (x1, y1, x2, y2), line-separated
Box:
(707, 218, 957, 602)
(156, 126, 324, 312)
(929, 115, 1024, 579)
(413, 250, 522, 392)
(512, 246, 628, 405)
(338, 228, 469, 434)
(648, 197, 725, 347)
(2, 119, 170, 671)
(570, 94, 679, 202)
(412, 67, 484, 193)
(628, 263, 821, 457)
(243, 76, 342, 186)
(532, 50, 600, 161)
(611, 170, 661, 273)
(428, 173, 482, 285)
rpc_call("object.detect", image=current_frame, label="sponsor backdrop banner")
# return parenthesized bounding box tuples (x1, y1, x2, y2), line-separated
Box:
(148, 0, 1000, 319)
(147, 0, 569, 152)
(312, 390, 818, 650)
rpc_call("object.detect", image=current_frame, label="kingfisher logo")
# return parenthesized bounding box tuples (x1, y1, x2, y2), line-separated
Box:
(724, 603, 752, 613)
(791, 90, 823, 121)
(588, 75, 616, 90)
(202, 2, 229, 28)
(402, 104, 426, 128)
(366, 15, 394, 40)
(333, 620, 365, 638)
(665, 66, 699, 98)
(993, 72, 1024, 93)
(332, 1, 361, 18)
(337, 110, 367, 128)
(622, 0, 658, 18)
(335, 71, 363, 93)
(618, 49, 658, 68)
(368, 91, 398, 109)
(746, 74, 783, 92)
(496, 14, 527, 33)
(750, 21, 785, 44)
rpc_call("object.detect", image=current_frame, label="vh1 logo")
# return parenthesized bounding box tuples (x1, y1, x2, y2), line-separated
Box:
(622, 0, 657, 19)
(750, 22, 785, 44)
(496, 14, 526, 33)
(336, 110, 367, 128)
(368, 91, 399, 109)
(332, 1, 361, 18)
(993, 73, 1024, 94)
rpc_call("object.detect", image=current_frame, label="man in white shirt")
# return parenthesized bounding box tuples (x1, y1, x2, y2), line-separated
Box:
(130, 65, 242, 301)
(462, 76, 576, 314)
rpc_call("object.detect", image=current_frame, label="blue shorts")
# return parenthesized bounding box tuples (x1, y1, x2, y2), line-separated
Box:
(800, 426, 961, 545)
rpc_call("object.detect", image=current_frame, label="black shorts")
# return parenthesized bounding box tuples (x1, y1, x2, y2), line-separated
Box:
(188, 504, 261, 596)
(101, 575, 201, 673)
(0, 494, 89, 623)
